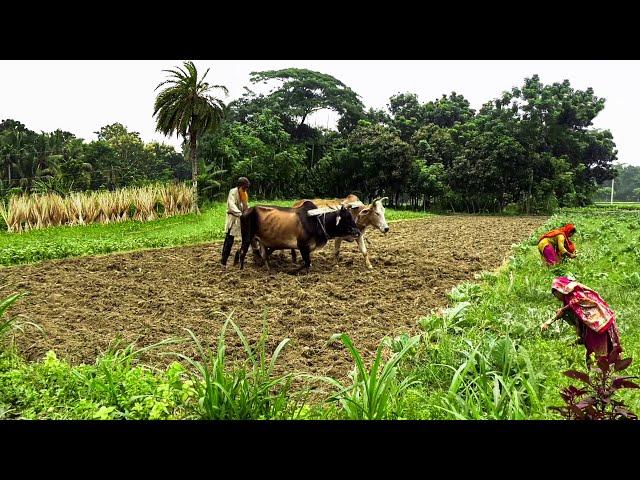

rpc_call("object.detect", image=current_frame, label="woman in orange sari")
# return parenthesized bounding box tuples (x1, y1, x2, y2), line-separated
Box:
(537, 224, 576, 265)
(541, 276, 622, 367)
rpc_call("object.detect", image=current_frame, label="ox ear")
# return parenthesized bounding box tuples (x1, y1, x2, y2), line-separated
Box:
(336, 213, 341, 226)
(360, 207, 371, 216)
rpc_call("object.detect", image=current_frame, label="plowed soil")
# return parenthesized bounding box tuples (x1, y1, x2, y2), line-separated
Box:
(1, 215, 546, 383)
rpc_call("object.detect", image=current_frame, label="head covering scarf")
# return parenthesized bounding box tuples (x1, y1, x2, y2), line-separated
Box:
(539, 224, 576, 253)
(237, 178, 250, 210)
(551, 277, 615, 333)
(239, 188, 249, 209)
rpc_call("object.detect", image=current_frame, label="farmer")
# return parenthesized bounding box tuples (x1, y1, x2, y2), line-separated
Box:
(537, 224, 577, 266)
(221, 176, 250, 269)
(541, 276, 622, 367)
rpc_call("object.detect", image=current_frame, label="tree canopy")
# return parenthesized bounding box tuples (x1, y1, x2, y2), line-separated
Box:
(1, 70, 620, 215)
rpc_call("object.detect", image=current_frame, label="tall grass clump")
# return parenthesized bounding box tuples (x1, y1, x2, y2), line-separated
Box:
(171, 313, 307, 420)
(0, 292, 26, 345)
(324, 333, 420, 420)
(1, 183, 195, 233)
(436, 337, 544, 420)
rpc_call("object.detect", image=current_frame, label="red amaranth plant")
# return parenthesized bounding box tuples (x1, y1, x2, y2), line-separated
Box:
(551, 348, 639, 420)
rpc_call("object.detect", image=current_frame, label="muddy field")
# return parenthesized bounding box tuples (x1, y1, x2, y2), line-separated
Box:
(1, 215, 546, 383)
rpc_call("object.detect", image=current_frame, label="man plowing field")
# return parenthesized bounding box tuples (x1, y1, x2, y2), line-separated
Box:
(221, 177, 251, 269)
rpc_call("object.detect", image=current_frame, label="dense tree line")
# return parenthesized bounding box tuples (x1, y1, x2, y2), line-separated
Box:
(0, 119, 187, 198)
(2, 66, 620, 214)
(199, 71, 617, 213)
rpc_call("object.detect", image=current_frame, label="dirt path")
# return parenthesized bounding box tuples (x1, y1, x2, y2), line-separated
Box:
(1, 215, 547, 382)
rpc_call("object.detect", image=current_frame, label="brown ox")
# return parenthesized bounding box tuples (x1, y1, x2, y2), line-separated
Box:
(290, 194, 389, 269)
(238, 200, 361, 272)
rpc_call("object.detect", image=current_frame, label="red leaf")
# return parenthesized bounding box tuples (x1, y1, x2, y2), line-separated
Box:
(608, 347, 623, 362)
(570, 405, 586, 419)
(612, 378, 640, 389)
(596, 356, 610, 374)
(584, 405, 599, 419)
(613, 406, 638, 420)
(576, 398, 595, 409)
(614, 358, 632, 371)
(564, 370, 591, 384)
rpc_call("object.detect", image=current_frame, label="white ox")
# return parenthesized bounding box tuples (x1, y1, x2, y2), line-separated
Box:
(291, 194, 389, 269)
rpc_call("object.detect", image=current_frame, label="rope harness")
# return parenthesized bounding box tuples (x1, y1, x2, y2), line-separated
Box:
(317, 212, 330, 240)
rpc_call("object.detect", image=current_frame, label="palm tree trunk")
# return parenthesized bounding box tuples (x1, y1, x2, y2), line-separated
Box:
(189, 131, 200, 213)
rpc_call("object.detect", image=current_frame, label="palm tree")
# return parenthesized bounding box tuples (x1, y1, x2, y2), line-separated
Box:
(153, 61, 228, 211)
(0, 130, 28, 187)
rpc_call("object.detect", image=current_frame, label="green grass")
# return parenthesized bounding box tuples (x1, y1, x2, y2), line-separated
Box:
(398, 207, 640, 419)
(6, 205, 637, 419)
(0, 200, 432, 267)
(0, 310, 310, 420)
(386, 209, 435, 221)
(172, 314, 307, 420)
(0, 346, 196, 420)
(593, 202, 640, 210)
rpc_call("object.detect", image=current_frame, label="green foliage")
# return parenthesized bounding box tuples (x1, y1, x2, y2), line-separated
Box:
(153, 60, 228, 207)
(0, 344, 194, 420)
(3, 70, 618, 214)
(242, 68, 364, 136)
(0, 291, 40, 351)
(342, 122, 415, 203)
(0, 312, 310, 420)
(0, 119, 185, 195)
(402, 208, 640, 419)
(223, 72, 616, 210)
(153, 61, 227, 142)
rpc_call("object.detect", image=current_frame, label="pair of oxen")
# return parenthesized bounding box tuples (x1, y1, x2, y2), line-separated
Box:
(237, 195, 390, 272)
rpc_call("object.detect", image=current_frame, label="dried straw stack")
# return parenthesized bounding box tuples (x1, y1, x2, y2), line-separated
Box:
(1, 183, 194, 233)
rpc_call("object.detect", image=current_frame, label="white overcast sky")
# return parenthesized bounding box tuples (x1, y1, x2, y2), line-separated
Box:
(1, 60, 639, 165)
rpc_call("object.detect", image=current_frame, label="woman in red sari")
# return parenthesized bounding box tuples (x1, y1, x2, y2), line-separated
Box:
(537, 224, 577, 265)
(541, 276, 622, 366)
